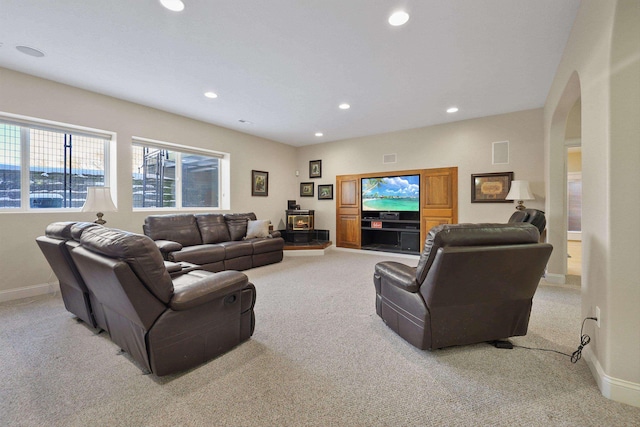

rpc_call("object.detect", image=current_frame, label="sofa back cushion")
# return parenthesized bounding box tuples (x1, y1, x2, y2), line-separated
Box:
(81, 226, 174, 304)
(143, 214, 202, 247)
(195, 213, 231, 244)
(415, 223, 540, 285)
(45, 221, 76, 240)
(224, 213, 257, 241)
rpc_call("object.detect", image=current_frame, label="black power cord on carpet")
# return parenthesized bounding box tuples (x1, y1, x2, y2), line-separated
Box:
(493, 317, 598, 364)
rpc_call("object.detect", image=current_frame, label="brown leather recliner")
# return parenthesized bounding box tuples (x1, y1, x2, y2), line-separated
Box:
(373, 223, 553, 350)
(36, 221, 104, 329)
(69, 225, 256, 376)
(508, 208, 546, 234)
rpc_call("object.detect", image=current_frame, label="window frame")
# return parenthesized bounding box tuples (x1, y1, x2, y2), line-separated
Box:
(0, 111, 116, 213)
(131, 136, 230, 211)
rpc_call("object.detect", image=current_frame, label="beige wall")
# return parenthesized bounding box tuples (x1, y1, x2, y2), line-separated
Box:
(0, 68, 297, 299)
(296, 109, 546, 239)
(1, 67, 547, 299)
(544, 0, 640, 405)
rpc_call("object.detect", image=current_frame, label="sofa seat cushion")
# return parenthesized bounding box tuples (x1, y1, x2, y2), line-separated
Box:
(251, 237, 285, 254)
(218, 241, 253, 258)
(169, 244, 226, 265)
(170, 270, 249, 311)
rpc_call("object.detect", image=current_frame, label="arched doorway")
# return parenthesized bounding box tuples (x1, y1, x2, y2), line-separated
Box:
(546, 72, 581, 284)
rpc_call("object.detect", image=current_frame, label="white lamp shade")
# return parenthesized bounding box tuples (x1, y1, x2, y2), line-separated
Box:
(505, 180, 534, 201)
(82, 187, 117, 212)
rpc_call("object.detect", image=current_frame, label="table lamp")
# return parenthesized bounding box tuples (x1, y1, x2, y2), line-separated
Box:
(82, 186, 117, 224)
(506, 180, 534, 211)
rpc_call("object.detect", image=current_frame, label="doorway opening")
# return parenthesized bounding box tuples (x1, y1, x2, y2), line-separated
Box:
(566, 146, 582, 284)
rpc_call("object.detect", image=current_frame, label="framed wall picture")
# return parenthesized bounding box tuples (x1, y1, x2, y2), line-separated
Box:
(251, 170, 269, 196)
(318, 184, 333, 200)
(309, 160, 322, 178)
(471, 172, 513, 202)
(300, 182, 314, 197)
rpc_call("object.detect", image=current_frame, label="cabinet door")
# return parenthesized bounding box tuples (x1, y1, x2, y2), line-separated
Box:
(421, 167, 458, 244)
(336, 175, 360, 248)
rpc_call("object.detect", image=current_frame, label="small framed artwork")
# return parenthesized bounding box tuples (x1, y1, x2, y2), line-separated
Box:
(251, 170, 269, 196)
(318, 184, 333, 200)
(300, 182, 314, 197)
(309, 160, 322, 178)
(471, 172, 513, 203)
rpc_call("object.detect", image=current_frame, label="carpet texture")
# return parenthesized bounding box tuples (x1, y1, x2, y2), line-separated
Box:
(1, 249, 638, 426)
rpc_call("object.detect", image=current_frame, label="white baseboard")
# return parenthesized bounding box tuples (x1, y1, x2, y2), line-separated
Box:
(0, 282, 59, 303)
(544, 272, 566, 284)
(585, 347, 640, 408)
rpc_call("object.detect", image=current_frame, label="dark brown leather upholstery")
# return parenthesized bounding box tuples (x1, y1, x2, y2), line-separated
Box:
(196, 213, 231, 243)
(143, 212, 284, 272)
(508, 208, 546, 234)
(374, 223, 553, 350)
(68, 226, 256, 376)
(143, 214, 202, 247)
(224, 212, 257, 241)
(36, 221, 102, 328)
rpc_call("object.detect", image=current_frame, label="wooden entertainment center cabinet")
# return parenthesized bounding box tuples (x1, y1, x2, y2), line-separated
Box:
(335, 167, 458, 254)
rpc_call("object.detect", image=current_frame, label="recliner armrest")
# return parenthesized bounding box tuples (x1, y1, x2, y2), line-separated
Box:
(374, 261, 420, 293)
(170, 270, 249, 311)
(155, 239, 183, 257)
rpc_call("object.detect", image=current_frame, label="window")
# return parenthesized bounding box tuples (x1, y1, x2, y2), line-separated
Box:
(132, 139, 226, 209)
(0, 116, 112, 210)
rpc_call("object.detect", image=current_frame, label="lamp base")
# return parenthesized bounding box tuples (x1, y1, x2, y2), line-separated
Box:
(515, 201, 526, 211)
(94, 212, 106, 225)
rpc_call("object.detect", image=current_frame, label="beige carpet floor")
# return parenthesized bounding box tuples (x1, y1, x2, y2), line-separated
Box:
(1, 249, 638, 426)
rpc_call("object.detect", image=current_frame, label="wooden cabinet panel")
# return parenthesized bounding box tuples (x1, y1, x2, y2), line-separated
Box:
(421, 167, 458, 245)
(423, 217, 453, 235)
(339, 178, 358, 207)
(336, 175, 361, 248)
(337, 214, 360, 248)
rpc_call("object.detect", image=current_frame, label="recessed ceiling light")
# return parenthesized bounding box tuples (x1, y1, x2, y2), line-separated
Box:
(315, 132, 323, 137)
(204, 91, 218, 99)
(339, 103, 350, 110)
(388, 11, 410, 26)
(160, 0, 185, 12)
(15, 45, 45, 57)
(447, 107, 459, 113)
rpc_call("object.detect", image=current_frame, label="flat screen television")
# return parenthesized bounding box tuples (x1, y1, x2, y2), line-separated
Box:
(361, 174, 420, 212)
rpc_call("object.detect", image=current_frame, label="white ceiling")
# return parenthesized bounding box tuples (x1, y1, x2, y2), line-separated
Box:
(0, 0, 580, 147)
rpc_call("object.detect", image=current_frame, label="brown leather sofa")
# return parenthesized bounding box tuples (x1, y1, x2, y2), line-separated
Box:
(373, 223, 553, 350)
(143, 213, 284, 272)
(38, 222, 256, 376)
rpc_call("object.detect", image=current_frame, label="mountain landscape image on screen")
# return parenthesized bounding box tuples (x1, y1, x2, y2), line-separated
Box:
(361, 175, 420, 211)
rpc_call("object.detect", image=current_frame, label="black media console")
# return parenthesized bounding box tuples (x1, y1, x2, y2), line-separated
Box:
(361, 211, 420, 254)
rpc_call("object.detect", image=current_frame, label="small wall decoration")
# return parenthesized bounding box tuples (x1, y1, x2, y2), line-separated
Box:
(471, 172, 513, 203)
(251, 170, 269, 196)
(300, 182, 314, 197)
(318, 184, 333, 200)
(309, 160, 322, 178)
